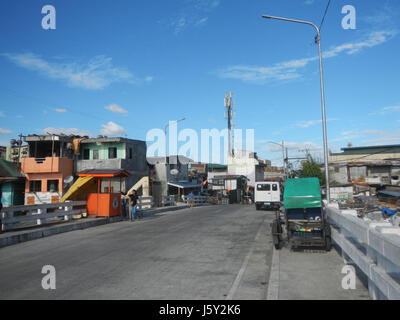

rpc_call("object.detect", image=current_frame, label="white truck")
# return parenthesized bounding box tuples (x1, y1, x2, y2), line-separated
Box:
(255, 181, 281, 210)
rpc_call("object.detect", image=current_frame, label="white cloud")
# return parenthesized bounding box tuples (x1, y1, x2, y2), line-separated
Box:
(104, 104, 128, 115)
(2, 53, 137, 90)
(168, 0, 220, 34)
(42, 127, 93, 136)
(383, 105, 400, 112)
(257, 140, 321, 152)
(330, 129, 400, 144)
(145, 76, 153, 82)
(296, 118, 339, 128)
(304, 0, 315, 5)
(100, 121, 127, 136)
(0, 111, 4, 117)
(369, 104, 400, 116)
(54, 108, 67, 113)
(217, 31, 396, 83)
(195, 17, 209, 26)
(0, 128, 12, 135)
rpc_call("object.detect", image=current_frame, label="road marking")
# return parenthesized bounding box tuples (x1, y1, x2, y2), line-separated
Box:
(226, 216, 266, 300)
(266, 246, 280, 300)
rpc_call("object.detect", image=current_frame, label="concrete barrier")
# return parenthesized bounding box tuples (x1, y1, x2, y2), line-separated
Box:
(327, 205, 400, 300)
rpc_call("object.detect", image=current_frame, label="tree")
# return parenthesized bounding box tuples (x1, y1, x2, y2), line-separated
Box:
(300, 161, 325, 186)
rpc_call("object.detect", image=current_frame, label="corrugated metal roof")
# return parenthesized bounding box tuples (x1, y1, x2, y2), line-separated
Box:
(0, 159, 23, 178)
(168, 181, 201, 188)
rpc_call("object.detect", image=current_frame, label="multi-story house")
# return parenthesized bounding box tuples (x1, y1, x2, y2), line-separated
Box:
(21, 134, 77, 204)
(75, 137, 147, 192)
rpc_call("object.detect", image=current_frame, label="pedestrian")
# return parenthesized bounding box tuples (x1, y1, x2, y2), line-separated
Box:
(129, 190, 138, 221)
(188, 191, 195, 208)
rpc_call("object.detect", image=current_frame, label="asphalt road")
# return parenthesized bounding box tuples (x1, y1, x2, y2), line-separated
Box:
(0, 205, 274, 300)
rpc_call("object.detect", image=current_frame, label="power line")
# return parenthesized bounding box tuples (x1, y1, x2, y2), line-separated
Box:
(319, 0, 332, 32)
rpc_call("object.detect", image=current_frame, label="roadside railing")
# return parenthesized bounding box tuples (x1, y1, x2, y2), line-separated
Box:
(137, 196, 154, 210)
(162, 195, 176, 207)
(183, 195, 208, 205)
(327, 204, 400, 300)
(0, 201, 87, 232)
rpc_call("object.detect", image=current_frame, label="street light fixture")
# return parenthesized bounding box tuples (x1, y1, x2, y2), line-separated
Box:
(262, 14, 330, 202)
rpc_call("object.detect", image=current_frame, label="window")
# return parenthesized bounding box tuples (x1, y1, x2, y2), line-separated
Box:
(334, 166, 340, 173)
(129, 148, 133, 159)
(83, 149, 90, 160)
(257, 184, 270, 191)
(108, 147, 117, 159)
(47, 180, 59, 192)
(29, 181, 42, 192)
(272, 184, 278, 191)
(93, 149, 99, 160)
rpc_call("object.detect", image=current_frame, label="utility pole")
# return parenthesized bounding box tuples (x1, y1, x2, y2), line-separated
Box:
(224, 92, 234, 158)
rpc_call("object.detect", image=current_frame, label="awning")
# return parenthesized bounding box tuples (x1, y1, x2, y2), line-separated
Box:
(78, 169, 130, 178)
(168, 181, 202, 189)
(60, 176, 94, 202)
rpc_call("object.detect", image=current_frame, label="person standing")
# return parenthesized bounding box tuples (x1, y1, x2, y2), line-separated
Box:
(129, 190, 138, 221)
(188, 191, 195, 208)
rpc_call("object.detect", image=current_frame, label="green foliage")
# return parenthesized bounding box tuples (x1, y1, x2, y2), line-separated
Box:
(300, 161, 325, 186)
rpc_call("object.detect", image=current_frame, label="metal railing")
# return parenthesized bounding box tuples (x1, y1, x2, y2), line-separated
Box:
(182, 195, 208, 205)
(0, 201, 87, 232)
(327, 204, 400, 300)
(162, 195, 176, 207)
(136, 196, 154, 210)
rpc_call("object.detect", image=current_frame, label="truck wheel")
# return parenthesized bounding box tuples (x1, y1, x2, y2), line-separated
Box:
(325, 236, 332, 252)
(272, 219, 281, 250)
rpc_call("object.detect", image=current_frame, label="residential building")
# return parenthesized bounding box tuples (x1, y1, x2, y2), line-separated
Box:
(148, 155, 195, 199)
(327, 144, 400, 186)
(329, 144, 400, 163)
(5, 141, 29, 163)
(21, 134, 77, 204)
(75, 137, 147, 192)
(0, 159, 25, 207)
(0, 146, 6, 160)
(207, 163, 228, 183)
(227, 150, 266, 188)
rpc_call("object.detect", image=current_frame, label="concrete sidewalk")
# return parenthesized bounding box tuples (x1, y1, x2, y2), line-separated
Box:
(267, 243, 371, 300)
(0, 204, 192, 249)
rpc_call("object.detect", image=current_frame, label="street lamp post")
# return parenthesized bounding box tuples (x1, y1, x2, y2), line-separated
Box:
(262, 14, 330, 202)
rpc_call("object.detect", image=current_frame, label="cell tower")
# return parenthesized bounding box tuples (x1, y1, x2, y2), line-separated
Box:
(224, 92, 235, 158)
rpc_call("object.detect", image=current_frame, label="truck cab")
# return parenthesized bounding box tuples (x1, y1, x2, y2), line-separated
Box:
(255, 181, 281, 210)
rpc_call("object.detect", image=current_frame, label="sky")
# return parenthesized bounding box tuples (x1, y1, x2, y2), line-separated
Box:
(0, 0, 399, 166)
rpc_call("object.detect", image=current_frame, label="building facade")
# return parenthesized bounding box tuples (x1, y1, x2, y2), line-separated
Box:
(75, 137, 147, 192)
(227, 150, 266, 188)
(21, 134, 77, 204)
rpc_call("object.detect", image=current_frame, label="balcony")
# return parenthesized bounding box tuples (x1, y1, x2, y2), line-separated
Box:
(21, 157, 73, 174)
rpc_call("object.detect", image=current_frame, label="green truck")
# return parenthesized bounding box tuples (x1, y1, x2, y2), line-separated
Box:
(271, 177, 331, 251)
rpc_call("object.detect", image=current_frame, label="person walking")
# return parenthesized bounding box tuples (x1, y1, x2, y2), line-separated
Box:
(188, 191, 195, 208)
(129, 190, 138, 221)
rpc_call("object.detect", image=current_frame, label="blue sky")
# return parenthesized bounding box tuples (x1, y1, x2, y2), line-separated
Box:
(0, 0, 399, 165)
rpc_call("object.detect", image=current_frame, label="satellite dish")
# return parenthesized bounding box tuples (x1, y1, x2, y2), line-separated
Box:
(64, 176, 74, 184)
(170, 169, 179, 175)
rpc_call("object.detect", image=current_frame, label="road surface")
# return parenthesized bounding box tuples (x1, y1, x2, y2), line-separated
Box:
(0, 204, 369, 300)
